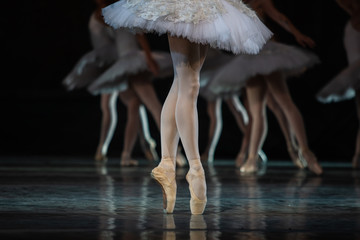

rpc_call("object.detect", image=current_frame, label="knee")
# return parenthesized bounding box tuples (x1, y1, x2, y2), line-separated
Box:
(181, 79, 200, 99)
(126, 97, 141, 110)
(100, 100, 112, 115)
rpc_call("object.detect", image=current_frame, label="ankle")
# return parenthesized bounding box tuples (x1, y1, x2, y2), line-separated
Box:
(159, 157, 176, 170)
(189, 159, 203, 171)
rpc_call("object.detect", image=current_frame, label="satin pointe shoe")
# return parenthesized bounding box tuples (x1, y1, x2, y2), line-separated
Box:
(288, 146, 306, 169)
(240, 151, 268, 175)
(94, 154, 108, 162)
(186, 168, 207, 215)
(287, 141, 305, 169)
(352, 155, 360, 169)
(298, 149, 322, 175)
(151, 165, 177, 213)
(257, 150, 268, 175)
(143, 138, 160, 162)
(120, 154, 139, 167)
(240, 156, 259, 174)
(235, 153, 247, 168)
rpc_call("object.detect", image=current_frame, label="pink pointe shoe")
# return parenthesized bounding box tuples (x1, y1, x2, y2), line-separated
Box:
(151, 165, 177, 213)
(298, 149, 323, 175)
(186, 168, 207, 215)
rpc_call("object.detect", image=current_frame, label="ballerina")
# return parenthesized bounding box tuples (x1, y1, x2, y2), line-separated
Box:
(317, 0, 360, 169)
(199, 50, 302, 168)
(200, 0, 322, 175)
(102, 0, 272, 214)
(64, 0, 172, 166)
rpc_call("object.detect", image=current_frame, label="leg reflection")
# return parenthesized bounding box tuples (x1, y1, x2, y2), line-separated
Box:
(163, 214, 176, 240)
(96, 163, 116, 240)
(190, 215, 207, 240)
(206, 165, 222, 239)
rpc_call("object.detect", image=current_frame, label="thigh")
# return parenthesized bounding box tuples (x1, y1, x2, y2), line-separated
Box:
(167, 35, 207, 71)
(246, 76, 267, 109)
(118, 88, 140, 106)
(265, 71, 293, 104)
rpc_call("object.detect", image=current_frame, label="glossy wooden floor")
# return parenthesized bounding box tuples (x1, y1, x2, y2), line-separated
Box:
(0, 157, 359, 240)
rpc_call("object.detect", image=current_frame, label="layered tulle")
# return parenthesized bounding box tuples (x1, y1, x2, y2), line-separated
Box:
(200, 41, 320, 98)
(88, 51, 173, 95)
(199, 49, 235, 100)
(102, 0, 272, 54)
(317, 60, 360, 103)
(62, 46, 117, 90)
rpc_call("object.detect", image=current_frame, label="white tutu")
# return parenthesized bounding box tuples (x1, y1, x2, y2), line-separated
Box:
(317, 60, 360, 103)
(102, 0, 272, 54)
(62, 46, 117, 90)
(88, 50, 173, 95)
(202, 41, 320, 97)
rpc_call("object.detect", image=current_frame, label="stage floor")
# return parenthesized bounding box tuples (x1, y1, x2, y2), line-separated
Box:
(0, 156, 359, 239)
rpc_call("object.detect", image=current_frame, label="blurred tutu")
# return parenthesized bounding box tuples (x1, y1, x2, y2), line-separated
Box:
(88, 49, 173, 95)
(201, 41, 320, 97)
(317, 60, 360, 103)
(102, 0, 272, 54)
(62, 46, 117, 90)
(199, 49, 234, 101)
(63, 12, 173, 95)
(317, 20, 360, 103)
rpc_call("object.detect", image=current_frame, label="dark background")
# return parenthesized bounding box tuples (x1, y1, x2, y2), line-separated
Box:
(1, 0, 357, 161)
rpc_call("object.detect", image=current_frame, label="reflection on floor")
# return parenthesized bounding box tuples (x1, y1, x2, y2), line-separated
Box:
(0, 156, 359, 239)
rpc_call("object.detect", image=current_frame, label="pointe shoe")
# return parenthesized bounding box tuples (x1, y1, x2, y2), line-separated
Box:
(151, 165, 176, 213)
(240, 156, 258, 174)
(288, 146, 306, 169)
(298, 149, 322, 175)
(352, 155, 360, 169)
(94, 154, 108, 162)
(143, 139, 160, 162)
(120, 155, 139, 167)
(240, 151, 267, 175)
(235, 153, 246, 168)
(186, 168, 207, 215)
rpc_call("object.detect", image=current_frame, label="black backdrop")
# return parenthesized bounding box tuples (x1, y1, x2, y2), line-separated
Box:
(1, 0, 357, 161)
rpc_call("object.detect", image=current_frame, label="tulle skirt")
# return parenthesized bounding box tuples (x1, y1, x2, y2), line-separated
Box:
(102, 0, 272, 54)
(62, 46, 117, 90)
(317, 60, 360, 103)
(200, 41, 320, 98)
(88, 50, 173, 95)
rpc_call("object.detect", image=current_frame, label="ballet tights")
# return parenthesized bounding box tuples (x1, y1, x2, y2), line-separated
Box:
(96, 92, 119, 158)
(159, 36, 207, 199)
(244, 76, 268, 163)
(265, 71, 310, 151)
(118, 89, 142, 160)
